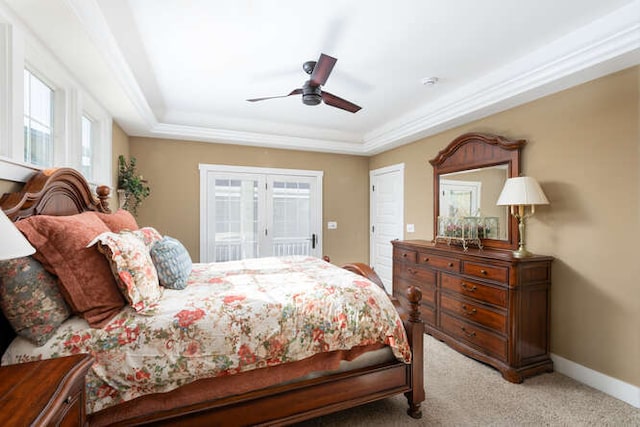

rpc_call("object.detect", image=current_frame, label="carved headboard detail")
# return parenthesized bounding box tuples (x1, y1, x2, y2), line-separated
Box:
(0, 168, 111, 220)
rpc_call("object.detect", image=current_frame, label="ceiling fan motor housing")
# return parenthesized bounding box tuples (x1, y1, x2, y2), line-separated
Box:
(302, 80, 322, 106)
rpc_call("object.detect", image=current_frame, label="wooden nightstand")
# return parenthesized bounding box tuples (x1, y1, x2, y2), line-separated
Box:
(0, 354, 93, 426)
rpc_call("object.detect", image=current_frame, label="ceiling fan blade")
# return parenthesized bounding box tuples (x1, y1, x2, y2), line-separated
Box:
(247, 89, 302, 102)
(322, 91, 361, 113)
(310, 53, 337, 86)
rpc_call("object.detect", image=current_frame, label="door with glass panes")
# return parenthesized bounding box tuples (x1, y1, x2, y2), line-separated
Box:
(199, 165, 323, 263)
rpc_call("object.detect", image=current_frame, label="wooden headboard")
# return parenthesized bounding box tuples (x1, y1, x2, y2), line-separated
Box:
(0, 167, 111, 354)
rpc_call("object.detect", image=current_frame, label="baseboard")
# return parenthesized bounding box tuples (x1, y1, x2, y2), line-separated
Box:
(551, 353, 640, 408)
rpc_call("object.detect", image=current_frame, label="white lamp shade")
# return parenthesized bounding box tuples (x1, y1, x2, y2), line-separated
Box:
(0, 209, 35, 260)
(496, 176, 549, 206)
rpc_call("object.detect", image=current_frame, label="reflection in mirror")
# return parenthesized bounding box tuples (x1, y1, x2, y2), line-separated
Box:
(439, 164, 509, 241)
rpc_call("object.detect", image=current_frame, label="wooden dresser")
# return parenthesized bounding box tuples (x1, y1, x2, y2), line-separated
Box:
(392, 239, 553, 383)
(0, 354, 93, 426)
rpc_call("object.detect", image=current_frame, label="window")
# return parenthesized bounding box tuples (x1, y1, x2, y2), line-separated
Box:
(81, 115, 94, 179)
(23, 69, 54, 167)
(0, 18, 112, 184)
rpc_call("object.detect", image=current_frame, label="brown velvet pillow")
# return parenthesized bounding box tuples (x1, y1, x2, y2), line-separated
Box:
(95, 209, 139, 232)
(15, 212, 125, 328)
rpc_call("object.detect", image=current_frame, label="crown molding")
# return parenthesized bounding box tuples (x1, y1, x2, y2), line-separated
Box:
(147, 123, 366, 155)
(63, 0, 158, 129)
(65, 0, 640, 155)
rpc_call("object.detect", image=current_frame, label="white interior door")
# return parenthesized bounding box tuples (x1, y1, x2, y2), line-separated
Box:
(370, 164, 404, 293)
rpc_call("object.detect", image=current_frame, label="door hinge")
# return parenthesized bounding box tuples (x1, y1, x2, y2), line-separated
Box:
(372, 225, 375, 233)
(265, 228, 268, 236)
(372, 185, 375, 192)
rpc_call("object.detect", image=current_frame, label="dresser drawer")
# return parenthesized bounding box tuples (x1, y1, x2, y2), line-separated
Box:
(393, 247, 417, 263)
(394, 264, 436, 287)
(463, 262, 508, 283)
(394, 283, 436, 327)
(394, 277, 436, 306)
(440, 294, 507, 334)
(441, 313, 507, 360)
(441, 273, 507, 308)
(417, 252, 460, 272)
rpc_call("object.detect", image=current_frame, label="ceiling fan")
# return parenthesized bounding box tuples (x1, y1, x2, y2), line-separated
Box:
(247, 53, 362, 113)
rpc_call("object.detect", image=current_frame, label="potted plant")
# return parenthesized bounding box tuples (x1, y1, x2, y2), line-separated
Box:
(117, 155, 150, 216)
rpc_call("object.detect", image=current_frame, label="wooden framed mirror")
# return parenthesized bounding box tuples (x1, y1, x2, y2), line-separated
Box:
(429, 132, 526, 251)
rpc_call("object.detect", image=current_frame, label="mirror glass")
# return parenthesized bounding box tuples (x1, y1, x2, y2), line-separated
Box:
(439, 164, 509, 241)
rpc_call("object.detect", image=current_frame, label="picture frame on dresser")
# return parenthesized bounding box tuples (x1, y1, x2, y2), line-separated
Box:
(392, 132, 553, 383)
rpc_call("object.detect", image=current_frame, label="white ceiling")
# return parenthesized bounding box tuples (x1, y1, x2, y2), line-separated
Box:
(4, 0, 640, 154)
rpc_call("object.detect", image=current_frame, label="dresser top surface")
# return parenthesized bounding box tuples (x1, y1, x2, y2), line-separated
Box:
(392, 240, 554, 263)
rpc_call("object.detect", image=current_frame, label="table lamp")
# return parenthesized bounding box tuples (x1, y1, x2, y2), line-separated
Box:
(0, 210, 35, 260)
(496, 176, 549, 258)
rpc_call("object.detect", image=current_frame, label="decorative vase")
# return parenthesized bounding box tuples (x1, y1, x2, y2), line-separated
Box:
(117, 189, 127, 209)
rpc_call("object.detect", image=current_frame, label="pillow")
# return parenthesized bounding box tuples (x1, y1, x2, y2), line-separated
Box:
(0, 256, 71, 346)
(15, 212, 125, 328)
(132, 227, 163, 248)
(95, 209, 139, 232)
(92, 231, 162, 312)
(150, 236, 193, 290)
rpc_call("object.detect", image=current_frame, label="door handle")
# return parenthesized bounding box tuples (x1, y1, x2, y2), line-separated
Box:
(311, 233, 317, 249)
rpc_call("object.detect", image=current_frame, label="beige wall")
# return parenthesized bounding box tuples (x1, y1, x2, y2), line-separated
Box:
(110, 121, 130, 208)
(371, 66, 640, 387)
(129, 138, 370, 266)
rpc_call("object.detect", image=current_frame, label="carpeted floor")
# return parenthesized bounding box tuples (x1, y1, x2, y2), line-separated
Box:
(295, 335, 640, 426)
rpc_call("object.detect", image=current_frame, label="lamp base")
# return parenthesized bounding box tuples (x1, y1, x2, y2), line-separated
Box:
(512, 247, 532, 258)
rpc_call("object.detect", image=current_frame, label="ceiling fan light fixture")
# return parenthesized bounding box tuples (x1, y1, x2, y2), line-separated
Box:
(302, 80, 322, 106)
(303, 93, 322, 106)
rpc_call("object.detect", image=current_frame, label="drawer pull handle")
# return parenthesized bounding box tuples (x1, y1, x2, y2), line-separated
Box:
(480, 269, 488, 275)
(423, 257, 429, 262)
(407, 268, 417, 275)
(460, 326, 476, 338)
(461, 305, 477, 315)
(448, 262, 454, 268)
(402, 253, 407, 258)
(461, 283, 477, 292)
(65, 396, 72, 404)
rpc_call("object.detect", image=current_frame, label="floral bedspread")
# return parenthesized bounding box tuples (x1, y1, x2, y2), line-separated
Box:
(2, 256, 410, 414)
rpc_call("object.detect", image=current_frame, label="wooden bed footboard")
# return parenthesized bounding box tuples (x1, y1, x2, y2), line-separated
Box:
(1, 167, 425, 425)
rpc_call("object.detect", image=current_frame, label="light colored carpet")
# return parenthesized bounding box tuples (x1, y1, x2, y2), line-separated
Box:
(295, 335, 640, 426)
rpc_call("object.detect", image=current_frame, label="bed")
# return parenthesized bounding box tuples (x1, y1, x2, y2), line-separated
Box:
(0, 167, 424, 426)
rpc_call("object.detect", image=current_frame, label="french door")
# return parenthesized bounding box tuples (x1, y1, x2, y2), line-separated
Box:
(199, 164, 323, 263)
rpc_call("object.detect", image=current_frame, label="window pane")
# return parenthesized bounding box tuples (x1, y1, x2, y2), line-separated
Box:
(81, 115, 93, 179)
(24, 69, 53, 167)
(213, 178, 259, 261)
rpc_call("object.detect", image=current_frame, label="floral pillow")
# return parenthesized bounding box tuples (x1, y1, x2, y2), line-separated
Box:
(131, 227, 163, 248)
(91, 231, 162, 313)
(150, 236, 193, 290)
(0, 256, 71, 346)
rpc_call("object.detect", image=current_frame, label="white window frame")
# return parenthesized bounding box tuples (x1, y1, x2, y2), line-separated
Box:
(0, 6, 112, 186)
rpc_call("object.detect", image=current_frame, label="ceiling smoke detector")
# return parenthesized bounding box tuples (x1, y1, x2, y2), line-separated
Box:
(421, 77, 439, 86)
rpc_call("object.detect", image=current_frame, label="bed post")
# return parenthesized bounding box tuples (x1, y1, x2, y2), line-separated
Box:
(405, 286, 424, 418)
(96, 185, 112, 213)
